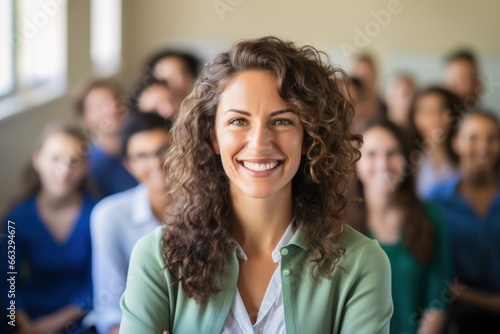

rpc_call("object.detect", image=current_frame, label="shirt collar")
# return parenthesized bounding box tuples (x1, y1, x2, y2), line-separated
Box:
(234, 221, 296, 263)
(131, 183, 161, 226)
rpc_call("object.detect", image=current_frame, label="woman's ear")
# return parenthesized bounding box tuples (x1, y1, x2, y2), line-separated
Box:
(210, 129, 220, 155)
(32, 152, 40, 173)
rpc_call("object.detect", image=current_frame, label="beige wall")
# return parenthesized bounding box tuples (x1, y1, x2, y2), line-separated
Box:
(121, 0, 500, 80)
(1, 0, 499, 214)
(0, 0, 93, 215)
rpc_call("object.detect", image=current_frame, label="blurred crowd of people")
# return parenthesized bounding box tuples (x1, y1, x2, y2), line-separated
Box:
(1, 43, 499, 334)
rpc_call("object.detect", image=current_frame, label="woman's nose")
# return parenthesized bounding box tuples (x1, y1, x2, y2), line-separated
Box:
(248, 125, 273, 152)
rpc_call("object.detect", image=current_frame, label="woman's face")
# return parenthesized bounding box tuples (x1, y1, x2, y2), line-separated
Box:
(138, 84, 182, 119)
(33, 133, 88, 198)
(386, 78, 415, 114)
(357, 126, 406, 195)
(124, 128, 170, 193)
(444, 60, 482, 102)
(82, 87, 124, 135)
(212, 70, 304, 199)
(352, 60, 376, 92)
(453, 115, 500, 174)
(154, 56, 194, 98)
(414, 93, 451, 142)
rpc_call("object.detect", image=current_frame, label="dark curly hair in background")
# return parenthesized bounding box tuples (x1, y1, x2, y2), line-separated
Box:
(162, 36, 362, 304)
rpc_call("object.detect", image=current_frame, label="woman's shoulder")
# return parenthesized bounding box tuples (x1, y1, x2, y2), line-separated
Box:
(423, 201, 446, 227)
(130, 225, 166, 264)
(425, 173, 460, 202)
(3, 196, 37, 222)
(82, 191, 98, 208)
(337, 225, 389, 268)
(338, 225, 380, 250)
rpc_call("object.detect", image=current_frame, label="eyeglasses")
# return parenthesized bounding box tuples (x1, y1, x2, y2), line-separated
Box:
(127, 144, 169, 164)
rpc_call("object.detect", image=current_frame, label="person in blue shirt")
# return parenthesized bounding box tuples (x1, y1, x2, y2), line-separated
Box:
(409, 87, 462, 199)
(74, 79, 137, 197)
(1, 123, 97, 334)
(427, 111, 500, 333)
(91, 112, 172, 334)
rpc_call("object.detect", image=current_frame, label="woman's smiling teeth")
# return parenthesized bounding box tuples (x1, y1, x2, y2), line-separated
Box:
(242, 161, 280, 171)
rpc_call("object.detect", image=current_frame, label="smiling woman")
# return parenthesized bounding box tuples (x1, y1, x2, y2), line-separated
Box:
(211, 70, 304, 199)
(119, 36, 393, 334)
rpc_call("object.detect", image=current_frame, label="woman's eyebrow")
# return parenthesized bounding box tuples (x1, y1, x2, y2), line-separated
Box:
(223, 109, 295, 116)
(224, 109, 250, 116)
(270, 109, 296, 117)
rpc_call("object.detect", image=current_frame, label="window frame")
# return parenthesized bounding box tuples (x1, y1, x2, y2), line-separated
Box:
(0, 0, 17, 99)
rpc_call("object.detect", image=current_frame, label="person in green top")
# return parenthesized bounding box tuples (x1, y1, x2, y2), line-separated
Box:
(119, 36, 393, 334)
(351, 118, 452, 334)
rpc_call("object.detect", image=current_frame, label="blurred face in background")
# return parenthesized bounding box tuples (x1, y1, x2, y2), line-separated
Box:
(351, 59, 377, 93)
(124, 128, 170, 193)
(138, 84, 182, 120)
(357, 126, 406, 195)
(444, 60, 482, 104)
(413, 92, 451, 143)
(386, 77, 416, 124)
(154, 56, 194, 98)
(453, 114, 500, 175)
(33, 133, 88, 198)
(81, 87, 124, 135)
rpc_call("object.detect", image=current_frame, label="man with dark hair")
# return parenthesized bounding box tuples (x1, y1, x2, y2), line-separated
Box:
(444, 49, 483, 109)
(128, 74, 182, 120)
(144, 49, 201, 98)
(91, 112, 172, 334)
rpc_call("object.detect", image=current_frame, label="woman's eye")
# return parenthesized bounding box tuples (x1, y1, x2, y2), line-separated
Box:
(230, 119, 247, 126)
(364, 151, 376, 158)
(274, 119, 291, 126)
(69, 157, 84, 167)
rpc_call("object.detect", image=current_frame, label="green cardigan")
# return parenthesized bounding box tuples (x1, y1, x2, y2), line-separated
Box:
(119, 225, 393, 334)
(373, 202, 452, 334)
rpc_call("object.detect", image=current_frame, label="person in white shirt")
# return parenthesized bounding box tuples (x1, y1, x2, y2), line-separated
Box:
(90, 112, 172, 334)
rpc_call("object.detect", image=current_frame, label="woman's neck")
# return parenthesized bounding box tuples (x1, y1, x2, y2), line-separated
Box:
(38, 189, 81, 210)
(229, 184, 293, 255)
(388, 108, 409, 129)
(363, 186, 402, 243)
(364, 185, 391, 213)
(460, 168, 497, 189)
(97, 133, 121, 156)
(422, 139, 448, 167)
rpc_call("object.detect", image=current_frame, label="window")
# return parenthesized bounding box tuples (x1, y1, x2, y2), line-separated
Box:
(0, 0, 67, 120)
(17, 0, 67, 89)
(91, 0, 121, 76)
(0, 1, 14, 96)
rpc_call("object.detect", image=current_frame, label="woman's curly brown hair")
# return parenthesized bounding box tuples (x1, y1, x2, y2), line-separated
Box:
(162, 36, 362, 304)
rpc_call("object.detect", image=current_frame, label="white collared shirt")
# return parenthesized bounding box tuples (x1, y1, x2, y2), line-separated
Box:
(90, 184, 161, 334)
(221, 223, 294, 334)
